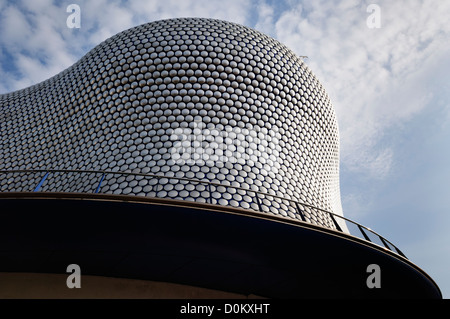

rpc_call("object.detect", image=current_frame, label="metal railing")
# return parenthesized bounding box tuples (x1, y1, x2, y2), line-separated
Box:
(0, 168, 407, 259)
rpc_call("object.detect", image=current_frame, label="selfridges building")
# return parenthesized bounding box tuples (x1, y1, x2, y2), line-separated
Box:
(1, 18, 342, 227)
(0, 18, 441, 298)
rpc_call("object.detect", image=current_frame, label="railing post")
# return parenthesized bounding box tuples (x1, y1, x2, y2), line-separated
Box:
(295, 202, 307, 222)
(329, 212, 343, 232)
(379, 236, 393, 250)
(358, 225, 371, 242)
(393, 246, 408, 259)
(156, 175, 162, 194)
(255, 192, 263, 212)
(207, 182, 212, 204)
(380, 236, 407, 259)
(95, 173, 106, 193)
(33, 172, 49, 192)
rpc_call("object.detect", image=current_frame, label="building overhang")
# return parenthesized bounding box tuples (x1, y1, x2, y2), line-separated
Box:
(0, 192, 442, 298)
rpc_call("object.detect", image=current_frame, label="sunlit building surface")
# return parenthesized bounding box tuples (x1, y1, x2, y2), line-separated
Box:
(0, 18, 441, 298)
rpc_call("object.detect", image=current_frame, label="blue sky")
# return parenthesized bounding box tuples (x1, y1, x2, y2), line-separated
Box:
(1, 0, 449, 297)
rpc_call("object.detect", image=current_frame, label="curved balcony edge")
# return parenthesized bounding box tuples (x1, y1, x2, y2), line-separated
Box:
(0, 190, 442, 298)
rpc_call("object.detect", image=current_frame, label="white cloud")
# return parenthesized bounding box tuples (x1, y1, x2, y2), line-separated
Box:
(0, 4, 32, 46)
(254, 1, 275, 36)
(341, 191, 373, 220)
(0, 1, 80, 91)
(268, 0, 450, 178)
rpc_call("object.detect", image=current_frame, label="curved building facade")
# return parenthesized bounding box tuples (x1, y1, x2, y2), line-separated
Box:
(0, 18, 441, 298)
(0, 17, 341, 228)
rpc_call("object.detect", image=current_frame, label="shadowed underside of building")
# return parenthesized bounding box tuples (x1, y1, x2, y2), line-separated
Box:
(0, 18, 441, 298)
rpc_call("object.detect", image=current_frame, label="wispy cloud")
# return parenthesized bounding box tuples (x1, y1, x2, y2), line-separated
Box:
(262, 0, 450, 178)
(0, 0, 79, 90)
(0, 0, 253, 92)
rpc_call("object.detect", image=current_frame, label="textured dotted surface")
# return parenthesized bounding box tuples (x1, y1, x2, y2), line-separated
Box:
(0, 18, 342, 228)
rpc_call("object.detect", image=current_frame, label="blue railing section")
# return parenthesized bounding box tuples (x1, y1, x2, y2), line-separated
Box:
(0, 169, 407, 259)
